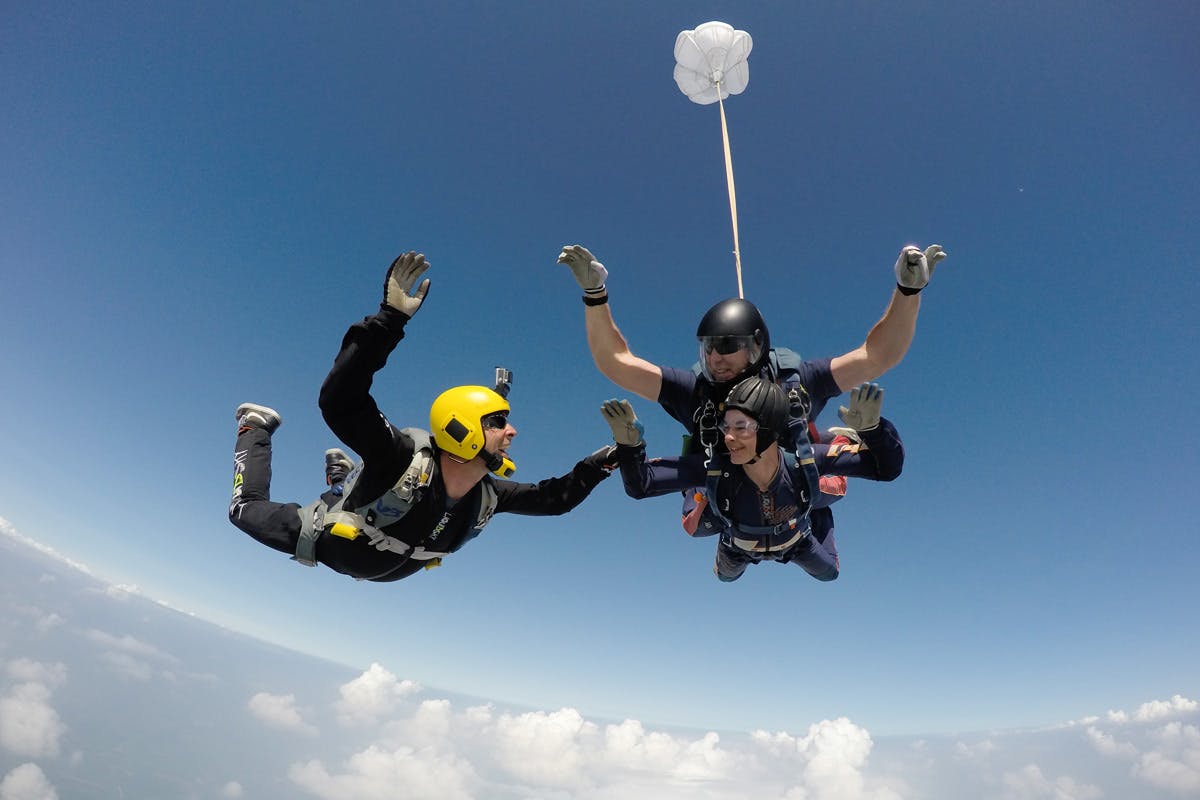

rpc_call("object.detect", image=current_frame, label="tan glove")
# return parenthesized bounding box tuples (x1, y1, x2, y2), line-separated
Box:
(557, 244, 609, 295)
(837, 383, 883, 433)
(894, 244, 948, 292)
(600, 399, 644, 446)
(383, 251, 431, 317)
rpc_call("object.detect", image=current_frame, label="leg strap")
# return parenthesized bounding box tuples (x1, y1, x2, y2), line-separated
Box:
(294, 500, 325, 567)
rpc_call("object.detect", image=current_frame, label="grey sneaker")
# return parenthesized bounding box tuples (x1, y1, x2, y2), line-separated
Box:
(325, 448, 353, 485)
(236, 403, 282, 433)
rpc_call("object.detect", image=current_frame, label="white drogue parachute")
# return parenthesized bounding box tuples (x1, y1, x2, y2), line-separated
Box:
(673, 21, 752, 105)
(673, 21, 753, 298)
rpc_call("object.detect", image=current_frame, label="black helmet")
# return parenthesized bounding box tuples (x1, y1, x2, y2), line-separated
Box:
(695, 299, 770, 382)
(723, 377, 788, 457)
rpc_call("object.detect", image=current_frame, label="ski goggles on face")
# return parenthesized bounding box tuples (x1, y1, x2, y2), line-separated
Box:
(701, 335, 755, 356)
(480, 411, 510, 430)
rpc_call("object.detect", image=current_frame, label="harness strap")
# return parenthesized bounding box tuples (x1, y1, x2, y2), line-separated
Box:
(729, 516, 811, 553)
(294, 499, 324, 567)
(292, 427, 501, 579)
(322, 509, 450, 560)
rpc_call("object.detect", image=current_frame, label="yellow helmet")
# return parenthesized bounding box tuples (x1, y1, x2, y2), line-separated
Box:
(429, 385, 515, 476)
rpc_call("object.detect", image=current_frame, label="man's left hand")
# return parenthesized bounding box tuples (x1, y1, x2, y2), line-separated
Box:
(894, 244, 948, 292)
(838, 383, 883, 432)
(557, 244, 609, 295)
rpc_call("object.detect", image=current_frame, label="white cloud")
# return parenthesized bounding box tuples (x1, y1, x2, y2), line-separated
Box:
(275, 689, 1200, 799)
(0, 681, 66, 759)
(104, 583, 142, 599)
(1074, 696, 1200, 796)
(954, 739, 998, 759)
(1085, 726, 1137, 759)
(0, 518, 91, 577)
(99, 651, 154, 681)
(1106, 695, 1198, 726)
(1133, 722, 1200, 794)
(1001, 764, 1102, 799)
(4, 661, 66, 689)
(84, 629, 178, 681)
(83, 629, 176, 662)
(752, 718, 896, 800)
(491, 706, 598, 788)
(1135, 696, 1199, 723)
(289, 745, 478, 800)
(1135, 749, 1200, 795)
(220, 781, 244, 798)
(601, 718, 731, 780)
(248, 692, 318, 736)
(0, 763, 58, 800)
(334, 663, 420, 725)
(302, 681, 900, 800)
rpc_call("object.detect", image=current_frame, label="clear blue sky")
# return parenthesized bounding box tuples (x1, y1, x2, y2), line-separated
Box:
(2, 0, 1197, 742)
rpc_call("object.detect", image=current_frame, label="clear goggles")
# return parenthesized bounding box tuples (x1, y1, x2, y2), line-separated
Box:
(717, 418, 760, 437)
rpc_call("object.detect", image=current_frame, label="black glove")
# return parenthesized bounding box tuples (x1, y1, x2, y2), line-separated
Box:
(582, 445, 619, 473)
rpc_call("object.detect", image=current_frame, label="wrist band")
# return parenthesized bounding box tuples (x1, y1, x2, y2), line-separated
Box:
(582, 293, 609, 306)
(896, 283, 922, 296)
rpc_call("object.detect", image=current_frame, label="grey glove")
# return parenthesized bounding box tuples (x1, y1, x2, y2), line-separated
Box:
(837, 383, 883, 433)
(383, 251, 431, 317)
(557, 244, 609, 295)
(600, 399, 644, 446)
(894, 244, 948, 292)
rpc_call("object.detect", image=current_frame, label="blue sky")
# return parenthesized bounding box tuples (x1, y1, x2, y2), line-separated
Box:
(1, 0, 1197, 773)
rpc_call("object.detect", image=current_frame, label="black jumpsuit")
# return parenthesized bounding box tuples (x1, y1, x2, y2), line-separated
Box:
(228, 305, 612, 582)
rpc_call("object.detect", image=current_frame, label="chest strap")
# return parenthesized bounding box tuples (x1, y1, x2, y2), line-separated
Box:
(729, 516, 811, 553)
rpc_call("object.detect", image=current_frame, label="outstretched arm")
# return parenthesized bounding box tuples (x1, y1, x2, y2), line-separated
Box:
(558, 245, 664, 402)
(599, 398, 706, 497)
(319, 252, 429, 464)
(491, 446, 616, 516)
(816, 383, 904, 481)
(830, 244, 947, 391)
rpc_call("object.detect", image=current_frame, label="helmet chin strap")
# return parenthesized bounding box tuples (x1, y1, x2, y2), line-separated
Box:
(481, 448, 516, 478)
(744, 430, 776, 465)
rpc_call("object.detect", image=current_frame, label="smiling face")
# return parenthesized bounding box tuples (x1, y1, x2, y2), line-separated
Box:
(720, 408, 760, 464)
(481, 411, 516, 463)
(704, 346, 754, 383)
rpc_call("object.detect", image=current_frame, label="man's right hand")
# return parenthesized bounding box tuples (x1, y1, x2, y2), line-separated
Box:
(557, 244, 609, 295)
(600, 398, 644, 446)
(383, 251, 431, 317)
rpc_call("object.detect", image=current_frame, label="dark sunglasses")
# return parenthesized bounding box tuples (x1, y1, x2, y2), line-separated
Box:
(703, 336, 749, 355)
(481, 411, 510, 430)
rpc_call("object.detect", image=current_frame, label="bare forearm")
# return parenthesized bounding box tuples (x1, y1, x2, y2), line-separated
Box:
(582, 291, 663, 400)
(831, 289, 920, 390)
(863, 289, 920, 371)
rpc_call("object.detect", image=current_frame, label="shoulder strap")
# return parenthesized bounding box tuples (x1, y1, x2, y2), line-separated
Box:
(475, 477, 498, 531)
(784, 436, 821, 513)
(769, 346, 803, 376)
(702, 455, 735, 534)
